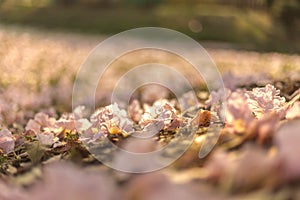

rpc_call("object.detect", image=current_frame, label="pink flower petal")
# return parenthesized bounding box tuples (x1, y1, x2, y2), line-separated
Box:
(245, 84, 286, 118)
(0, 129, 15, 154)
(25, 119, 41, 134)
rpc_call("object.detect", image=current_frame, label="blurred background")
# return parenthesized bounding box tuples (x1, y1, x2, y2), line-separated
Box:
(0, 0, 299, 123)
(0, 0, 300, 53)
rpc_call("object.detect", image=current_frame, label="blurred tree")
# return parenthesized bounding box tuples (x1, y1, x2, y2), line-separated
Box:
(77, 0, 117, 8)
(0, 0, 5, 7)
(52, 0, 117, 8)
(217, 0, 265, 8)
(265, 0, 275, 7)
(270, 0, 300, 39)
(125, 0, 164, 9)
(53, 0, 77, 7)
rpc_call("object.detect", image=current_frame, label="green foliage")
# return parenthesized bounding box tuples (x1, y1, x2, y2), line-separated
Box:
(52, 0, 77, 7)
(0, 1, 299, 52)
(125, 0, 164, 8)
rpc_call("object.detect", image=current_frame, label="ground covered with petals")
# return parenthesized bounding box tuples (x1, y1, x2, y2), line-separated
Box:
(1, 26, 300, 200)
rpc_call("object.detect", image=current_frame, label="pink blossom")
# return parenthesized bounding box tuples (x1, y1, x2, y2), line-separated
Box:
(140, 100, 181, 132)
(55, 113, 76, 131)
(25, 112, 58, 145)
(37, 131, 56, 146)
(245, 84, 286, 118)
(89, 103, 133, 135)
(34, 112, 55, 127)
(0, 129, 15, 154)
(55, 106, 90, 132)
(225, 91, 254, 125)
(25, 119, 41, 134)
(128, 99, 143, 122)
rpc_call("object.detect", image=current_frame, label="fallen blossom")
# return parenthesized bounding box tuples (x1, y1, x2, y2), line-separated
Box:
(128, 99, 143, 122)
(25, 119, 41, 134)
(0, 129, 15, 154)
(55, 106, 90, 133)
(79, 128, 104, 145)
(37, 131, 56, 146)
(34, 112, 56, 127)
(225, 91, 254, 133)
(245, 84, 286, 118)
(89, 103, 133, 136)
(224, 92, 280, 143)
(25, 112, 58, 145)
(140, 100, 182, 132)
(25, 112, 56, 135)
(55, 113, 76, 131)
(75, 118, 92, 133)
